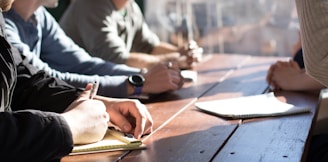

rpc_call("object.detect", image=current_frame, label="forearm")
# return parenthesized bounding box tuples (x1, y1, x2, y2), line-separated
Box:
(127, 52, 179, 68)
(18, 61, 137, 98)
(151, 42, 179, 55)
(294, 73, 325, 91)
(126, 53, 160, 68)
(61, 75, 132, 98)
(13, 61, 81, 112)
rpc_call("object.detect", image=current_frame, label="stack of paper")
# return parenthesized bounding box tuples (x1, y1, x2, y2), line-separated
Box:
(195, 93, 311, 119)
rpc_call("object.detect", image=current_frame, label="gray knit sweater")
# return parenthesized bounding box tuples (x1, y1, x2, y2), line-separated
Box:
(296, 0, 328, 87)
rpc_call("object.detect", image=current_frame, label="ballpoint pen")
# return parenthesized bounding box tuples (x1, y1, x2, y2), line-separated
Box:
(89, 81, 99, 99)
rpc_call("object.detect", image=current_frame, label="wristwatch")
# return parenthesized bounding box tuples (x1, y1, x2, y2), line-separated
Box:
(128, 74, 145, 95)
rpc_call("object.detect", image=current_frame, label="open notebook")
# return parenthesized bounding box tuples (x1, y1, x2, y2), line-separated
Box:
(195, 92, 311, 119)
(70, 127, 146, 155)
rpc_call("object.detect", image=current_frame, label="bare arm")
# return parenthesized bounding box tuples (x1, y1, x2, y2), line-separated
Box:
(126, 41, 202, 69)
(267, 60, 324, 91)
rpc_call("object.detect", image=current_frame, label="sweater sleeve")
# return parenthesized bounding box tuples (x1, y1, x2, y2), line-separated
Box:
(39, 7, 141, 76)
(3, 8, 140, 98)
(12, 58, 82, 112)
(296, 0, 328, 87)
(0, 110, 73, 161)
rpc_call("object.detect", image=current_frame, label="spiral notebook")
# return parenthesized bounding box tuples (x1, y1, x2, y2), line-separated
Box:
(70, 127, 146, 155)
(195, 92, 311, 119)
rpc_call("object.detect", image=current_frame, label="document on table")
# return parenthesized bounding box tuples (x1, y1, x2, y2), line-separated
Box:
(70, 127, 146, 155)
(195, 92, 311, 119)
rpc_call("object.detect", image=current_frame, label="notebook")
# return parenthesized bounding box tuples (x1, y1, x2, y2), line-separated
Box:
(195, 92, 311, 119)
(70, 127, 146, 155)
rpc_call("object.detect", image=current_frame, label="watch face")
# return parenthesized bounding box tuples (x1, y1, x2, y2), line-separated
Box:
(129, 74, 145, 86)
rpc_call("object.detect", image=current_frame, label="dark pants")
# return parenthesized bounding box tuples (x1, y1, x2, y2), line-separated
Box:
(307, 134, 328, 162)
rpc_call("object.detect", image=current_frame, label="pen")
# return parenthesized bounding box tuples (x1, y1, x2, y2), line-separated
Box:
(89, 81, 99, 99)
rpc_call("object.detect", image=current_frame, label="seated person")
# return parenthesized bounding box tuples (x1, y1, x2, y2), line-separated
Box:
(295, 0, 328, 161)
(0, 0, 153, 161)
(298, 0, 328, 88)
(3, 0, 184, 98)
(60, 0, 203, 69)
(266, 34, 324, 92)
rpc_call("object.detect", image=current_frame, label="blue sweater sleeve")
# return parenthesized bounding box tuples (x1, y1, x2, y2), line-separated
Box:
(3, 7, 140, 98)
(39, 7, 140, 75)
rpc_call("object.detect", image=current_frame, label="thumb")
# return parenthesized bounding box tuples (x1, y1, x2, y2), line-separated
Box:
(78, 83, 93, 100)
(63, 83, 93, 112)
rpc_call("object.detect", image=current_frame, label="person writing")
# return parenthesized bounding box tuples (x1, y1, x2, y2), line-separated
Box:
(266, 33, 324, 93)
(60, 0, 203, 69)
(3, 0, 184, 98)
(0, 0, 153, 161)
(295, 0, 328, 161)
(296, 0, 328, 87)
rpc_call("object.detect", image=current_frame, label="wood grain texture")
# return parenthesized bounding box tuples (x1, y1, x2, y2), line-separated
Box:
(62, 54, 318, 162)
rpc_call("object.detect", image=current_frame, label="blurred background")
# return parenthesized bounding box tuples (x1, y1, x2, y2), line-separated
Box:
(143, 0, 299, 57)
(48, 0, 299, 57)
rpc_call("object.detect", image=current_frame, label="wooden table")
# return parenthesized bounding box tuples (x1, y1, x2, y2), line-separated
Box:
(62, 54, 319, 162)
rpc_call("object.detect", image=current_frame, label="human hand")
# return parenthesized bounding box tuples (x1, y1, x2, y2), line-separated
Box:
(61, 83, 109, 144)
(94, 97, 153, 139)
(178, 40, 203, 69)
(142, 62, 184, 94)
(266, 60, 303, 90)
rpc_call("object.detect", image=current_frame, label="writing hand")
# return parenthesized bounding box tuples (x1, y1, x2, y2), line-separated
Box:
(94, 97, 153, 139)
(62, 83, 109, 144)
